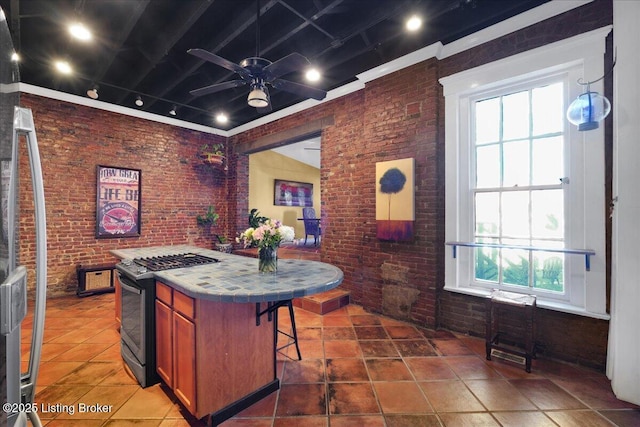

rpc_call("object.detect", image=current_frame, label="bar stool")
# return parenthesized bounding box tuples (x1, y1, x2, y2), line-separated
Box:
(485, 289, 536, 372)
(276, 300, 302, 360)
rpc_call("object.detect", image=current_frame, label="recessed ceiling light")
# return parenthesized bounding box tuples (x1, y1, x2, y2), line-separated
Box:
(406, 15, 422, 32)
(215, 113, 228, 124)
(306, 68, 321, 82)
(54, 60, 72, 75)
(69, 23, 92, 41)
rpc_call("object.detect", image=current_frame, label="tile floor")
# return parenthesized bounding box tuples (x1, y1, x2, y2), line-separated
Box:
(21, 291, 640, 427)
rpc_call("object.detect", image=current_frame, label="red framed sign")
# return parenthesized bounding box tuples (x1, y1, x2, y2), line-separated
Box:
(96, 165, 141, 238)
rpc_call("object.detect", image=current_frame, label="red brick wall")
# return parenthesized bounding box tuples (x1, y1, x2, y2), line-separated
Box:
(230, 0, 613, 369)
(19, 94, 228, 294)
(18, 0, 613, 369)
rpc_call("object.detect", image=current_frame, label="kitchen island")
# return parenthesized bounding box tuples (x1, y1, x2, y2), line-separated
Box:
(111, 245, 343, 425)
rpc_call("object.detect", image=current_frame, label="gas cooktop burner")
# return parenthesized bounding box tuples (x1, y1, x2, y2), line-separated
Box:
(133, 253, 219, 271)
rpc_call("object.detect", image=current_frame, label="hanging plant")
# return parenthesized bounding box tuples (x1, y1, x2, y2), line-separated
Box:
(199, 143, 225, 165)
(196, 205, 219, 226)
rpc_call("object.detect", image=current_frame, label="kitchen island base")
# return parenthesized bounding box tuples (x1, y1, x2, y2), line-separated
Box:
(208, 379, 279, 426)
(111, 246, 343, 425)
(156, 282, 278, 421)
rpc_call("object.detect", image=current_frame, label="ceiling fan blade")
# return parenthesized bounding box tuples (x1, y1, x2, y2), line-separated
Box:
(187, 48, 251, 80)
(271, 79, 327, 101)
(189, 80, 246, 97)
(256, 86, 273, 114)
(262, 53, 310, 81)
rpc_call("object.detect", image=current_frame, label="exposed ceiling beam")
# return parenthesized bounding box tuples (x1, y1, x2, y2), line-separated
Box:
(143, 0, 279, 111)
(114, 0, 209, 104)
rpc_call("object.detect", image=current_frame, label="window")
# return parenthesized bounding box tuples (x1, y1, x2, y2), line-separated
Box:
(441, 27, 611, 319)
(473, 81, 566, 293)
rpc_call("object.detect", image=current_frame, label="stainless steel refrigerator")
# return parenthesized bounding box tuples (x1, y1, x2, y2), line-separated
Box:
(1, 7, 47, 427)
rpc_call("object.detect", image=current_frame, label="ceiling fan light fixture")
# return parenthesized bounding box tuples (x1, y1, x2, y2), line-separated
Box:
(247, 86, 268, 108)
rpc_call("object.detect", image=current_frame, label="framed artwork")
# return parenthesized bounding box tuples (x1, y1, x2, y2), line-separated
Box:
(96, 165, 141, 238)
(274, 179, 313, 207)
(375, 158, 415, 241)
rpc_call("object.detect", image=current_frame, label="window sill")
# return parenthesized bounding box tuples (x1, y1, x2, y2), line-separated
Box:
(444, 285, 610, 321)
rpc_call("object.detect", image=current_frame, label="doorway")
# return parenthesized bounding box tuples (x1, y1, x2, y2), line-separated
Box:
(247, 137, 321, 241)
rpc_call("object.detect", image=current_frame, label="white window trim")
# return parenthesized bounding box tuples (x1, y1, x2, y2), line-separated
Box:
(440, 26, 612, 320)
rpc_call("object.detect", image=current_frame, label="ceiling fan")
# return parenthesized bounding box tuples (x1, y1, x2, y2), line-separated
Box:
(187, 0, 327, 113)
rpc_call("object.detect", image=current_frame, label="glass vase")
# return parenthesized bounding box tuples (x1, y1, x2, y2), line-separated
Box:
(258, 246, 278, 273)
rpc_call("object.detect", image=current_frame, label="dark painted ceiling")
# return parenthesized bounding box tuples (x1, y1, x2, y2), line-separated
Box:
(0, 0, 549, 130)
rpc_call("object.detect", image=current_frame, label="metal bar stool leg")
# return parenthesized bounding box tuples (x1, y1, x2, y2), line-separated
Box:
(276, 300, 302, 360)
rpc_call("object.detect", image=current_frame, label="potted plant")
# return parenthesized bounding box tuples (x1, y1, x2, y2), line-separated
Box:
(199, 143, 225, 166)
(214, 234, 233, 253)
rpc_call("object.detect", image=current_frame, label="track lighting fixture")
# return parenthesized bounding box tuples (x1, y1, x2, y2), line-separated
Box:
(169, 105, 177, 116)
(135, 95, 144, 107)
(86, 85, 99, 99)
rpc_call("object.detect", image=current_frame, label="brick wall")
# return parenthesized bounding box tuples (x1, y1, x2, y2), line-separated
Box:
(19, 94, 228, 294)
(18, 0, 613, 369)
(230, 0, 613, 369)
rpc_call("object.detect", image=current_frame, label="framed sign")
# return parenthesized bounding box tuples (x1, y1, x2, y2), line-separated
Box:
(96, 165, 141, 238)
(274, 179, 313, 207)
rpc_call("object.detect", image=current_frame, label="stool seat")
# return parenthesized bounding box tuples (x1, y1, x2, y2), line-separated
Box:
(486, 289, 536, 372)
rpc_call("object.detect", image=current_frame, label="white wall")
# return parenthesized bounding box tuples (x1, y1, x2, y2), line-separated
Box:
(608, 0, 640, 406)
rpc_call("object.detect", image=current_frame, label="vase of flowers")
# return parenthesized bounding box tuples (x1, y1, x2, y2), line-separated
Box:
(258, 246, 278, 273)
(237, 218, 295, 273)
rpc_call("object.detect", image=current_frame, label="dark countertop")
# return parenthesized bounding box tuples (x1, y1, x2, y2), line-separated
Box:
(110, 244, 343, 303)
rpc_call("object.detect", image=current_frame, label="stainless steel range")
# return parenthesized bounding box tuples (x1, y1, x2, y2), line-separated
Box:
(116, 253, 219, 387)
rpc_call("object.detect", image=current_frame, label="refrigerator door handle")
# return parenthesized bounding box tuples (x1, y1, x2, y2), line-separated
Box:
(12, 107, 48, 414)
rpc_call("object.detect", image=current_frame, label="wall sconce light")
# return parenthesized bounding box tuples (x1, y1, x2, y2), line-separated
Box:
(247, 84, 268, 108)
(135, 95, 144, 107)
(86, 85, 99, 99)
(169, 105, 177, 116)
(566, 58, 615, 131)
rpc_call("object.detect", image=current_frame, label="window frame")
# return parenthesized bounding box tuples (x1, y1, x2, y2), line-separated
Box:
(470, 77, 568, 297)
(440, 26, 611, 319)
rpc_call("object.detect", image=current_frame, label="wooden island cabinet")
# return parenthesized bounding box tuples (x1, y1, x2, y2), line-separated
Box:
(111, 246, 344, 425)
(155, 281, 276, 420)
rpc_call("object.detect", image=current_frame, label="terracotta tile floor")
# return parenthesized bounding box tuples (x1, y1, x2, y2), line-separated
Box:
(20, 292, 640, 426)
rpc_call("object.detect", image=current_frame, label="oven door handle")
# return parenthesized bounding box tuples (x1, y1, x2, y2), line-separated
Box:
(119, 281, 142, 295)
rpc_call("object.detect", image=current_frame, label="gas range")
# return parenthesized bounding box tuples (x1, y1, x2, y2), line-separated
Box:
(116, 252, 220, 280)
